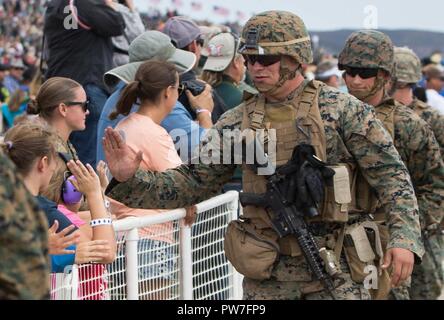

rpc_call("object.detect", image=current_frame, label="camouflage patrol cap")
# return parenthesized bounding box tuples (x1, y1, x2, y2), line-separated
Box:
(338, 30, 394, 75)
(394, 47, 422, 84)
(238, 11, 313, 64)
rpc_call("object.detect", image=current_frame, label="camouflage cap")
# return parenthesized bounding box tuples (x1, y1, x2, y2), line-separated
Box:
(394, 47, 422, 84)
(338, 30, 394, 75)
(238, 11, 313, 64)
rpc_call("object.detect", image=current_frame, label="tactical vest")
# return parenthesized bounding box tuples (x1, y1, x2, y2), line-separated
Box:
(240, 80, 353, 256)
(409, 98, 428, 114)
(349, 99, 397, 221)
(375, 99, 396, 140)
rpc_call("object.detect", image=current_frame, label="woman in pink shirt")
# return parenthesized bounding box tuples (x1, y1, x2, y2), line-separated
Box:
(109, 60, 185, 299)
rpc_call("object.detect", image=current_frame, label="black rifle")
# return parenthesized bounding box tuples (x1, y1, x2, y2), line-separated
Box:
(240, 140, 337, 298)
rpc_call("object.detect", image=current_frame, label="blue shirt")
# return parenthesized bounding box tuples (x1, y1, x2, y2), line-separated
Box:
(36, 196, 77, 233)
(96, 82, 205, 165)
(2, 102, 26, 128)
(50, 248, 76, 273)
(3, 75, 20, 95)
(36, 196, 78, 273)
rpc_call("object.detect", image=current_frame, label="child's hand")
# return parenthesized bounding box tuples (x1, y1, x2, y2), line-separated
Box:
(67, 160, 101, 197)
(96, 160, 109, 191)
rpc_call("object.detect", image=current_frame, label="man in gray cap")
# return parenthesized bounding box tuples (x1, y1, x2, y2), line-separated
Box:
(162, 16, 203, 69)
(162, 16, 226, 126)
(97, 30, 214, 165)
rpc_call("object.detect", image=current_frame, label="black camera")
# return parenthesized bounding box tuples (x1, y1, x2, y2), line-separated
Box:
(181, 80, 205, 96)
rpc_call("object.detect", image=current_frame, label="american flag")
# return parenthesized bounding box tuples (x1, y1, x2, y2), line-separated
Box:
(171, 0, 183, 7)
(213, 5, 230, 17)
(191, 1, 202, 11)
(236, 10, 246, 20)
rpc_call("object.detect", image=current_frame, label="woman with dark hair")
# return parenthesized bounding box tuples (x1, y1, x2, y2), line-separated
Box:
(108, 60, 190, 299)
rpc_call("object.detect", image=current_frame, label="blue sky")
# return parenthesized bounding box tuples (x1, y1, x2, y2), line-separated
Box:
(134, 0, 444, 32)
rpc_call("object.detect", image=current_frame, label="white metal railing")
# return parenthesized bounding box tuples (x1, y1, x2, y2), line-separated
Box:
(50, 191, 243, 300)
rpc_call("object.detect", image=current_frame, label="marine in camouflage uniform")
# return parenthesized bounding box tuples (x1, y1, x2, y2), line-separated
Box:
(0, 149, 50, 299)
(392, 47, 444, 157)
(391, 47, 444, 300)
(54, 134, 78, 161)
(339, 30, 444, 300)
(106, 11, 423, 300)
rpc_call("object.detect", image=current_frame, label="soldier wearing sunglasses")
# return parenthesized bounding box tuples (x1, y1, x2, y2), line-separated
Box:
(104, 11, 423, 300)
(339, 30, 444, 300)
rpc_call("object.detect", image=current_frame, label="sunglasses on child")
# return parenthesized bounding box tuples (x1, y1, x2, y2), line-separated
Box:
(243, 55, 281, 67)
(64, 100, 89, 112)
(344, 67, 379, 79)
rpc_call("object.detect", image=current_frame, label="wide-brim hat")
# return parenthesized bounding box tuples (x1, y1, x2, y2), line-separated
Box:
(104, 31, 196, 88)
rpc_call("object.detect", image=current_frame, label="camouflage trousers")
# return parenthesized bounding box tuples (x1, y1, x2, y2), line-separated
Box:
(409, 232, 443, 300)
(243, 255, 371, 300)
(389, 283, 410, 300)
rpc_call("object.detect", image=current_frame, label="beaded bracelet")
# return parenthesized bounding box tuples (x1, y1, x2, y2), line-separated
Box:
(196, 108, 212, 117)
(90, 218, 112, 227)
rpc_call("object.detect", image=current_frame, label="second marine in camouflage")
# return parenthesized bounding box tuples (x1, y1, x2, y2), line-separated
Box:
(392, 46, 444, 157)
(105, 11, 423, 300)
(391, 46, 444, 299)
(339, 30, 444, 299)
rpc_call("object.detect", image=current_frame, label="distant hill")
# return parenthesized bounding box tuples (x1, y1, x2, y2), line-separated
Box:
(310, 29, 444, 59)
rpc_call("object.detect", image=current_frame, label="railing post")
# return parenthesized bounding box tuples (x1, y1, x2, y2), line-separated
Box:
(228, 193, 244, 300)
(180, 221, 193, 300)
(125, 228, 139, 300)
(70, 264, 79, 300)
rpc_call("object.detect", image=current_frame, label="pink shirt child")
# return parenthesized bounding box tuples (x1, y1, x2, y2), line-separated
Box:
(58, 204, 86, 227)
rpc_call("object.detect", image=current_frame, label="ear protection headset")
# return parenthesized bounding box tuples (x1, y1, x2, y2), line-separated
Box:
(58, 152, 83, 205)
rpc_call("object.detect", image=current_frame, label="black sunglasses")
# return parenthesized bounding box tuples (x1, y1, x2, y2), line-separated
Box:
(65, 100, 89, 112)
(243, 55, 281, 67)
(344, 67, 379, 79)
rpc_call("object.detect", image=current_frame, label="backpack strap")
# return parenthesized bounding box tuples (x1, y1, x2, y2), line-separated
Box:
(375, 99, 396, 139)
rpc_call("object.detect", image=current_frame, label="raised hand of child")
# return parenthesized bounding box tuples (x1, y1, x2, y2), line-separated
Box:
(67, 160, 101, 197)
